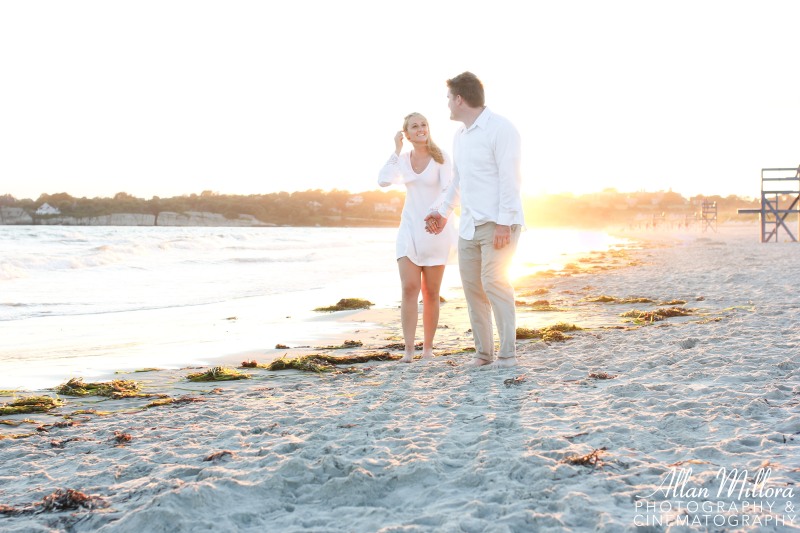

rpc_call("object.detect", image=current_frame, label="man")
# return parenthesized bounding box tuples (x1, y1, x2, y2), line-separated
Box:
(425, 71, 525, 368)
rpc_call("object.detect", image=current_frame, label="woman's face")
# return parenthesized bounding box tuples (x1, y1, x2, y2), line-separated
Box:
(404, 115, 429, 143)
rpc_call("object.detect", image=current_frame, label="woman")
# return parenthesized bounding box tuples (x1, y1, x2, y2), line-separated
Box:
(378, 112, 456, 363)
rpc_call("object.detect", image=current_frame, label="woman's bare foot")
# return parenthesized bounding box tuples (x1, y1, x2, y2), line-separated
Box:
(420, 351, 435, 361)
(398, 353, 414, 363)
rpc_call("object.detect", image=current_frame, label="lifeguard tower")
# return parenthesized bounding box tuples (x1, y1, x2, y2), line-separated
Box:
(738, 167, 800, 242)
(701, 200, 717, 233)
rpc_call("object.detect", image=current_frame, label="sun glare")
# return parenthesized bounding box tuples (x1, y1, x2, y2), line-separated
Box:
(508, 228, 626, 281)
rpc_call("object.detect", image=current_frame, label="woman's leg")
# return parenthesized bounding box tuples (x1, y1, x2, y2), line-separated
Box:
(420, 265, 446, 359)
(398, 257, 422, 362)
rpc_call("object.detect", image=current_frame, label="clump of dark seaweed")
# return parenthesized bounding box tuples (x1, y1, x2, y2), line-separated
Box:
(68, 409, 111, 417)
(54, 378, 144, 399)
(585, 295, 656, 304)
(438, 347, 476, 356)
(205, 450, 235, 462)
(0, 433, 35, 441)
(0, 489, 107, 515)
(275, 344, 289, 349)
(516, 323, 582, 342)
(620, 307, 694, 323)
(332, 367, 364, 375)
(113, 431, 132, 444)
(186, 366, 250, 382)
(588, 372, 617, 380)
(39, 489, 108, 512)
(381, 342, 423, 351)
(315, 339, 363, 350)
(518, 288, 550, 297)
(0, 396, 64, 416)
(267, 352, 399, 372)
(503, 375, 527, 387)
(563, 447, 607, 467)
(145, 396, 205, 408)
(524, 299, 564, 312)
(314, 298, 374, 312)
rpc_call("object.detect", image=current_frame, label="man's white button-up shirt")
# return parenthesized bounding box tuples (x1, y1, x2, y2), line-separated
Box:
(437, 107, 525, 240)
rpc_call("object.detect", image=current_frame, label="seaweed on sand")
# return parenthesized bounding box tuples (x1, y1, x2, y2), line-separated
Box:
(585, 295, 656, 304)
(145, 396, 206, 408)
(267, 352, 400, 373)
(314, 298, 374, 312)
(0, 396, 64, 416)
(0, 433, 35, 441)
(113, 431, 132, 444)
(54, 378, 145, 399)
(381, 342, 422, 351)
(620, 307, 694, 324)
(518, 288, 549, 297)
(516, 323, 582, 342)
(39, 489, 108, 512)
(315, 339, 363, 350)
(586, 295, 688, 306)
(0, 488, 106, 514)
(438, 347, 476, 356)
(186, 366, 250, 382)
(588, 372, 617, 380)
(563, 447, 607, 467)
(516, 299, 564, 312)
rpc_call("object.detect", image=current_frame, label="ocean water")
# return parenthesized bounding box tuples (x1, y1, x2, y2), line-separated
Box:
(0, 225, 624, 390)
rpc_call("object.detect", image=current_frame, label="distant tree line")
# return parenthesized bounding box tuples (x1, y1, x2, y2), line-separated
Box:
(0, 188, 760, 228)
(0, 189, 406, 227)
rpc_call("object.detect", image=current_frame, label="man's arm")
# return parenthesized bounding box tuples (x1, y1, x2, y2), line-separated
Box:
(493, 120, 522, 248)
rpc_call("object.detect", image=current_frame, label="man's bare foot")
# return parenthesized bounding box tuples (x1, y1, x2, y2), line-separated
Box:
(492, 357, 518, 368)
(468, 358, 493, 367)
(398, 354, 414, 363)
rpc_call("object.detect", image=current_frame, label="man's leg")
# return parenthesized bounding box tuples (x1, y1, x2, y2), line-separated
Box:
(458, 234, 494, 363)
(480, 223, 520, 361)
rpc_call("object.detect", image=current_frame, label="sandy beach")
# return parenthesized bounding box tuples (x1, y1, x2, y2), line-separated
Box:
(1, 224, 798, 532)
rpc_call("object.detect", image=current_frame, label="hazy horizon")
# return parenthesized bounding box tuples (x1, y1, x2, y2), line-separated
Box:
(0, 185, 766, 203)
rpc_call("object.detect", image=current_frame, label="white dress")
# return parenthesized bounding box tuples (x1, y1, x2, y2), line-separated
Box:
(378, 151, 457, 266)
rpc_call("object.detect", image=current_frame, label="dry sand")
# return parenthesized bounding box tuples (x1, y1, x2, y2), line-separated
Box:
(1, 224, 798, 532)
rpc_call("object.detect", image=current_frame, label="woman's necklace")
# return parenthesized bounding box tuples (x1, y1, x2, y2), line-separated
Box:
(410, 151, 431, 173)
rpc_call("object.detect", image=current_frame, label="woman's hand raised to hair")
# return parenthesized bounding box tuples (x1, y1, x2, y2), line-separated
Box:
(394, 131, 404, 154)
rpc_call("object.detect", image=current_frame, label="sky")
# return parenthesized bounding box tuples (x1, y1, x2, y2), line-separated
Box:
(1, 0, 799, 201)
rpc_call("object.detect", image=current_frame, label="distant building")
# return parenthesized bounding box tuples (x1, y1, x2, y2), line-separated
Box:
(36, 203, 61, 215)
(345, 195, 364, 208)
(374, 203, 399, 213)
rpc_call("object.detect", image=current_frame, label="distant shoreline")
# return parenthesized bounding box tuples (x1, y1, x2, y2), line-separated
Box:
(0, 207, 399, 228)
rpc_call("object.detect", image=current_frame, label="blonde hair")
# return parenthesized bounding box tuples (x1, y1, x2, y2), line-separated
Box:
(403, 113, 444, 165)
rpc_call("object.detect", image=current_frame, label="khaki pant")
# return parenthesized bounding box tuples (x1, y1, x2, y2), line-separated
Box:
(458, 222, 520, 361)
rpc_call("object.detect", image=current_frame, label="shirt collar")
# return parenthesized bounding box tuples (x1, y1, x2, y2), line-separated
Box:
(465, 107, 492, 132)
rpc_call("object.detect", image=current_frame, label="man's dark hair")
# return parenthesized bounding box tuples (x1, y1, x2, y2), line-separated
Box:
(446, 71, 485, 108)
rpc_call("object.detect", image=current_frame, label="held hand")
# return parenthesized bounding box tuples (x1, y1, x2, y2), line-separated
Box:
(394, 131, 404, 154)
(493, 224, 511, 249)
(424, 212, 447, 234)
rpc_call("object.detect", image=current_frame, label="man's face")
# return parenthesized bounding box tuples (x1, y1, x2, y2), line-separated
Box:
(447, 89, 458, 121)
